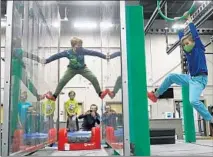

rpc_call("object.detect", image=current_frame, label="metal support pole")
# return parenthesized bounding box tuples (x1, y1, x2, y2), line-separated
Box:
(126, 5, 150, 156)
(2, 1, 13, 156)
(0, 0, 2, 155)
(164, 1, 169, 50)
(57, 7, 61, 141)
(144, 0, 166, 35)
(120, 1, 130, 156)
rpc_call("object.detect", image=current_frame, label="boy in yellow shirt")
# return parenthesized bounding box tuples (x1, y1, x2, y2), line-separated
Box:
(41, 96, 56, 132)
(64, 91, 79, 132)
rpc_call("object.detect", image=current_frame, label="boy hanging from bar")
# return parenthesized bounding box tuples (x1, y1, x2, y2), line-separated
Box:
(40, 37, 110, 101)
(147, 13, 213, 129)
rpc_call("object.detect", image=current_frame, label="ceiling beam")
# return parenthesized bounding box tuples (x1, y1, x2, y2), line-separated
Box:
(144, 0, 166, 35)
(166, 1, 213, 55)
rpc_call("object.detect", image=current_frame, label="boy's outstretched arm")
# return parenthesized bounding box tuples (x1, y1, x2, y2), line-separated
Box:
(45, 50, 69, 64)
(110, 51, 121, 59)
(22, 51, 41, 63)
(77, 47, 106, 59)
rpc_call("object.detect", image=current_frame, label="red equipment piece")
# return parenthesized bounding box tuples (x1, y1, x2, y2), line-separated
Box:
(12, 128, 57, 153)
(58, 127, 101, 151)
(105, 126, 123, 149)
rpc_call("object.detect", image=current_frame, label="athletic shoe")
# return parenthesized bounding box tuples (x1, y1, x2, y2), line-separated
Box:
(147, 91, 158, 103)
(100, 89, 110, 99)
(108, 90, 115, 99)
(46, 91, 56, 101)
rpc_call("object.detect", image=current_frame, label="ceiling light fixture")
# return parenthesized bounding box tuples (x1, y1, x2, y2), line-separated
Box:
(100, 21, 113, 29)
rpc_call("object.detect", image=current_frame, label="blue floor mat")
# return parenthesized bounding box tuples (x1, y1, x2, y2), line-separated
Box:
(67, 131, 92, 143)
(24, 133, 48, 139)
(67, 131, 91, 137)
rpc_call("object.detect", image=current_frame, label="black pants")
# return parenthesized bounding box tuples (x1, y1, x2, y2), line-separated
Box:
(66, 115, 79, 131)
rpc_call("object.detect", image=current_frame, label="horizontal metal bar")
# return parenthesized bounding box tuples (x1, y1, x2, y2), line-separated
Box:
(147, 28, 213, 35)
(144, 0, 166, 35)
(166, 1, 213, 55)
(205, 36, 213, 47)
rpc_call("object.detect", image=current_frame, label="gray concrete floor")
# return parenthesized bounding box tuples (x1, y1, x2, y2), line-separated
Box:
(31, 140, 213, 156)
(151, 140, 213, 156)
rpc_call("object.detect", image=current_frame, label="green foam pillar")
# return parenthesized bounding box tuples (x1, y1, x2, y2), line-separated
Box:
(182, 86, 196, 142)
(126, 5, 150, 156)
(11, 58, 22, 136)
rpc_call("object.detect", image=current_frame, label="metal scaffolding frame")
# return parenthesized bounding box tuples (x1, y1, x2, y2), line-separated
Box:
(166, 1, 213, 55)
(205, 36, 213, 48)
(144, 0, 166, 35)
(147, 28, 213, 35)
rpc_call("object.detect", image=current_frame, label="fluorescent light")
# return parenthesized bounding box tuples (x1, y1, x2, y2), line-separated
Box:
(74, 21, 97, 29)
(52, 22, 60, 28)
(100, 22, 113, 29)
(63, 16, 68, 21)
(172, 23, 186, 29)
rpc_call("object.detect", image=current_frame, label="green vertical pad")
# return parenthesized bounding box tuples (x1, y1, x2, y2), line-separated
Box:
(182, 86, 196, 142)
(126, 5, 151, 156)
(11, 58, 22, 136)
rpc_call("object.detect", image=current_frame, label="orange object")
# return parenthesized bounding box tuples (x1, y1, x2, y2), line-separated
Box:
(106, 126, 123, 149)
(12, 128, 57, 153)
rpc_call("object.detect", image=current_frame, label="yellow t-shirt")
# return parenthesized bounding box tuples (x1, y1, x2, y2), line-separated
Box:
(42, 100, 56, 116)
(64, 99, 78, 116)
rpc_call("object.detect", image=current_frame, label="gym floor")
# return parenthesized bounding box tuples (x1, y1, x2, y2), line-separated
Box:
(151, 140, 213, 156)
(29, 140, 213, 156)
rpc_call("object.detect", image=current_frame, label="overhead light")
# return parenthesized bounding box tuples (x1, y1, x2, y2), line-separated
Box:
(52, 21, 60, 28)
(63, 7, 68, 21)
(74, 21, 97, 29)
(172, 23, 186, 29)
(100, 22, 113, 29)
(63, 16, 68, 21)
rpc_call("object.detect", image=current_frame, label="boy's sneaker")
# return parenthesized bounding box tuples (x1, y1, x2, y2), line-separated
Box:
(147, 91, 158, 103)
(100, 89, 110, 99)
(46, 91, 56, 101)
(108, 90, 115, 99)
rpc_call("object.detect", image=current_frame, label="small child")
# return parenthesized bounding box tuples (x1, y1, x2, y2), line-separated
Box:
(64, 91, 79, 132)
(148, 13, 213, 129)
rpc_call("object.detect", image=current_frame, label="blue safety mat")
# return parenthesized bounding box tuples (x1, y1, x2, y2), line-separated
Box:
(114, 128, 123, 136)
(67, 131, 91, 137)
(23, 133, 48, 139)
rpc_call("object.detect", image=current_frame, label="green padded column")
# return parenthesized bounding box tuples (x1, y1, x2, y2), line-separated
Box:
(182, 86, 196, 142)
(11, 58, 22, 136)
(126, 5, 150, 156)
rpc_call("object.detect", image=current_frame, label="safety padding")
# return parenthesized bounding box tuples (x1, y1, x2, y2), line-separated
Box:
(12, 129, 56, 153)
(58, 127, 101, 151)
(48, 128, 57, 144)
(12, 129, 24, 152)
(105, 127, 123, 149)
